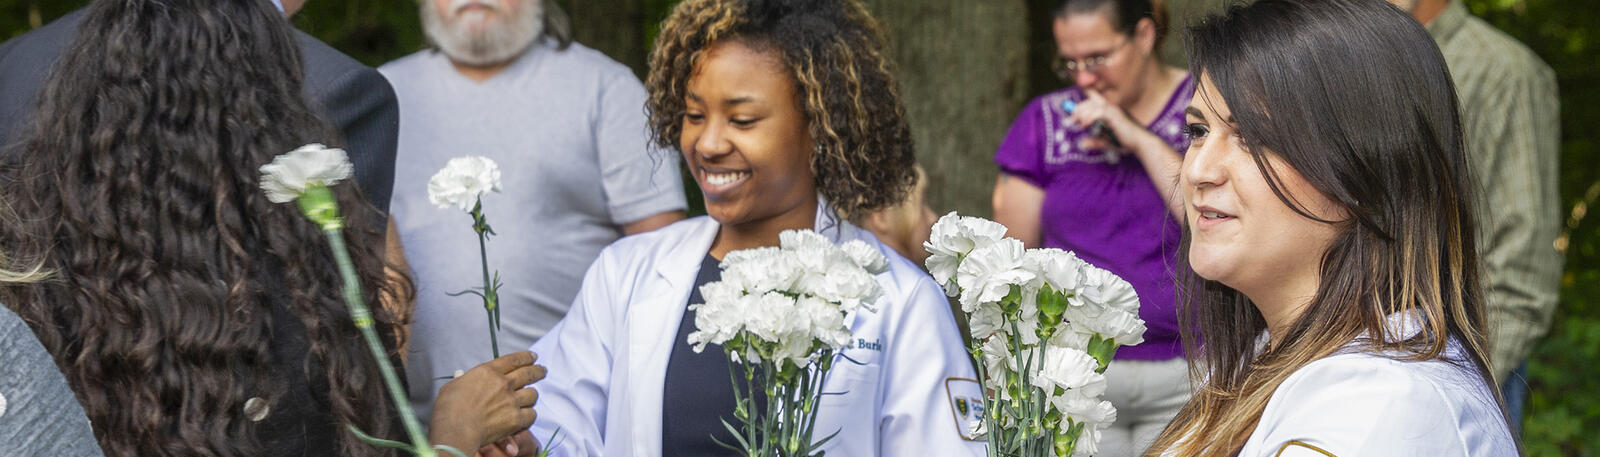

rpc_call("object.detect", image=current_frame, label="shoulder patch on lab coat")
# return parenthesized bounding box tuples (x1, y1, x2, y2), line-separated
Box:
(944, 377, 984, 441)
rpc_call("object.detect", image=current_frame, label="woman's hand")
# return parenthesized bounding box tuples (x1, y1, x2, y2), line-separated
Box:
(428, 351, 546, 454)
(1070, 89, 1187, 220)
(1069, 89, 1146, 154)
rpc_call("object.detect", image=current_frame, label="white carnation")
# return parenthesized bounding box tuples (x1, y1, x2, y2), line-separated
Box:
(1050, 390, 1117, 456)
(924, 212, 1008, 291)
(741, 291, 801, 344)
(839, 239, 890, 274)
(968, 303, 1006, 339)
(721, 249, 803, 294)
(1078, 265, 1140, 313)
(979, 335, 1013, 379)
(779, 229, 834, 252)
(1029, 345, 1106, 397)
(954, 238, 1034, 312)
(1025, 248, 1088, 292)
(685, 294, 744, 352)
(259, 143, 353, 203)
(796, 295, 852, 351)
(427, 156, 502, 211)
(1064, 305, 1147, 347)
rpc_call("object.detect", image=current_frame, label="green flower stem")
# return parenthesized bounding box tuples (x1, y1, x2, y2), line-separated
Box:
(324, 221, 434, 457)
(470, 200, 500, 359)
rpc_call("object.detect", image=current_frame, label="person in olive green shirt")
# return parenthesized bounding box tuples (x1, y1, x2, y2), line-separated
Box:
(1386, 0, 1564, 421)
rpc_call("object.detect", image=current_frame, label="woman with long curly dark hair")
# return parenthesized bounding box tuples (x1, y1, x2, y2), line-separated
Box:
(0, 1, 541, 455)
(523, 0, 984, 455)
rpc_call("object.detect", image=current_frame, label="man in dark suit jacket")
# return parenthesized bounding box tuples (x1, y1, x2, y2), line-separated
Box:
(0, 6, 400, 217)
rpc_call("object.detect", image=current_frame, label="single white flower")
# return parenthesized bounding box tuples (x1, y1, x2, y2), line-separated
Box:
(685, 282, 748, 352)
(427, 156, 502, 211)
(840, 239, 890, 274)
(979, 335, 1013, 379)
(967, 303, 1007, 339)
(740, 291, 799, 344)
(1052, 390, 1117, 426)
(795, 295, 852, 351)
(795, 255, 882, 313)
(779, 229, 834, 252)
(954, 238, 1034, 312)
(1029, 345, 1106, 397)
(1064, 304, 1147, 347)
(924, 212, 1008, 290)
(721, 249, 803, 294)
(1077, 265, 1140, 313)
(259, 143, 353, 203)
(1025, 248, 1087, 292)
(1051, 389, 1117, 456)
(1047, 325, 1094, 350)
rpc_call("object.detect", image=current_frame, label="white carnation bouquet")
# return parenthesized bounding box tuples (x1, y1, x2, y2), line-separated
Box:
(925, 213, 1146, 457)
(687, 229, 889, 456)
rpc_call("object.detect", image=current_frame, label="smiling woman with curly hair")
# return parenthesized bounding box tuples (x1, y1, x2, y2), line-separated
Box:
(523, 0, 985, 455)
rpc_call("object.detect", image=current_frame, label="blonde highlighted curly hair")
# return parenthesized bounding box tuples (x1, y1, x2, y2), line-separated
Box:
(645, 0, 917, 222)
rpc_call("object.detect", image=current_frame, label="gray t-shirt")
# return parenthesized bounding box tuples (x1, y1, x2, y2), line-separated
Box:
(381, 40, 687, 420)
(0, 306, 105, 456)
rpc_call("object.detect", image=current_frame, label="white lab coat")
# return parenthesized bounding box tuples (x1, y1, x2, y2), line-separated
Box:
(1167, 313, 1517, 456)
(527, 207, 987, 457)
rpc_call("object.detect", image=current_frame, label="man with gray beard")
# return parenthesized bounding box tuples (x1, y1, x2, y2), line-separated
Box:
(382, 0, 687, 428)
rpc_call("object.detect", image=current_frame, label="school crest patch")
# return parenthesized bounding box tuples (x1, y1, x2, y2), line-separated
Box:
(944, 378, 985, 441)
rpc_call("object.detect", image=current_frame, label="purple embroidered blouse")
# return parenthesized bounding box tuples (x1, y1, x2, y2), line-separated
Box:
(994, 76, 1195, 361)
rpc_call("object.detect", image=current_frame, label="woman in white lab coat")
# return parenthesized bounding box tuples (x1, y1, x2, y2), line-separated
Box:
(523, 0, 986, 456)
(1143, 0, 1517, 455)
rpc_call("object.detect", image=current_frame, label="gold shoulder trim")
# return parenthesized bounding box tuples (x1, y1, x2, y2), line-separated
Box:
(1276, 440, 1335, 457)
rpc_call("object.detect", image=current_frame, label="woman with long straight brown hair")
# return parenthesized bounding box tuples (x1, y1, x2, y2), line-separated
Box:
(1144, 0, 1518, 455)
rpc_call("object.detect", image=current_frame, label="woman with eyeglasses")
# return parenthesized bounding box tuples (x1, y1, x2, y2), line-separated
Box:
(990, 1, 1191, 456)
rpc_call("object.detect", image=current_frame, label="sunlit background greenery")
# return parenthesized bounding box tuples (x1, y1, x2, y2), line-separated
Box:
(3, 0, 1596, 454)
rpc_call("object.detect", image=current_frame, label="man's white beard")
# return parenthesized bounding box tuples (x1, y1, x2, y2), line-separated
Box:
(423, 0, 545, 67)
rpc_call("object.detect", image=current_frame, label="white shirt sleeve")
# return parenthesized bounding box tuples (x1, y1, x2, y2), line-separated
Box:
(876, 272, 989, 456)
(1242, 354, 1502, 457)
(528, 249, 623, 457)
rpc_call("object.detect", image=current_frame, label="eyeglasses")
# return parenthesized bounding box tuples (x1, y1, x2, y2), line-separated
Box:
(1052, 38, 1131, 80)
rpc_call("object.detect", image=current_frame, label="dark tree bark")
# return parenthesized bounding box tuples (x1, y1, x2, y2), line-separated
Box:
(558, 0, 649, 78)
(861, 0, 1031, 218)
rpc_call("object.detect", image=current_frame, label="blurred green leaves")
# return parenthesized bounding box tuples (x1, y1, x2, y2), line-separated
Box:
(1466, 0, 1600, 454)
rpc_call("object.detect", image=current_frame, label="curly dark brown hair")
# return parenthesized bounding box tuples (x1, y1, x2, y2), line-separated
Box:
(645, 0, 916, 221)
(0, 1, 410, 456)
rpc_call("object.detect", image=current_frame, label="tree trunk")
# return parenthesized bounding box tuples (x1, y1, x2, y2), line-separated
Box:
(861, 0, 1031, 218)
(558, 0, 649, 78)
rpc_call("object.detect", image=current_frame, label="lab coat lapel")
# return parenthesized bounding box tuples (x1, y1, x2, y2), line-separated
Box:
(625, 217, 718, 456)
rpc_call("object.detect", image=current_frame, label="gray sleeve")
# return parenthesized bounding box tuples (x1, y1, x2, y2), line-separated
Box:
(0, 308, 105, 457)
(593, 70, 687, 226)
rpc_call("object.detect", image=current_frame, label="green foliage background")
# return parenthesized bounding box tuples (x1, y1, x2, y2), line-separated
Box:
(2, 0, 1596, 454)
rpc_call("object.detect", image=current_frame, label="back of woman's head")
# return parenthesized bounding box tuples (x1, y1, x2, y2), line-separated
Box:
(1149, 0, 1488, 454)
(2, 1, 405, 455)
(645, 0, 916, 221)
